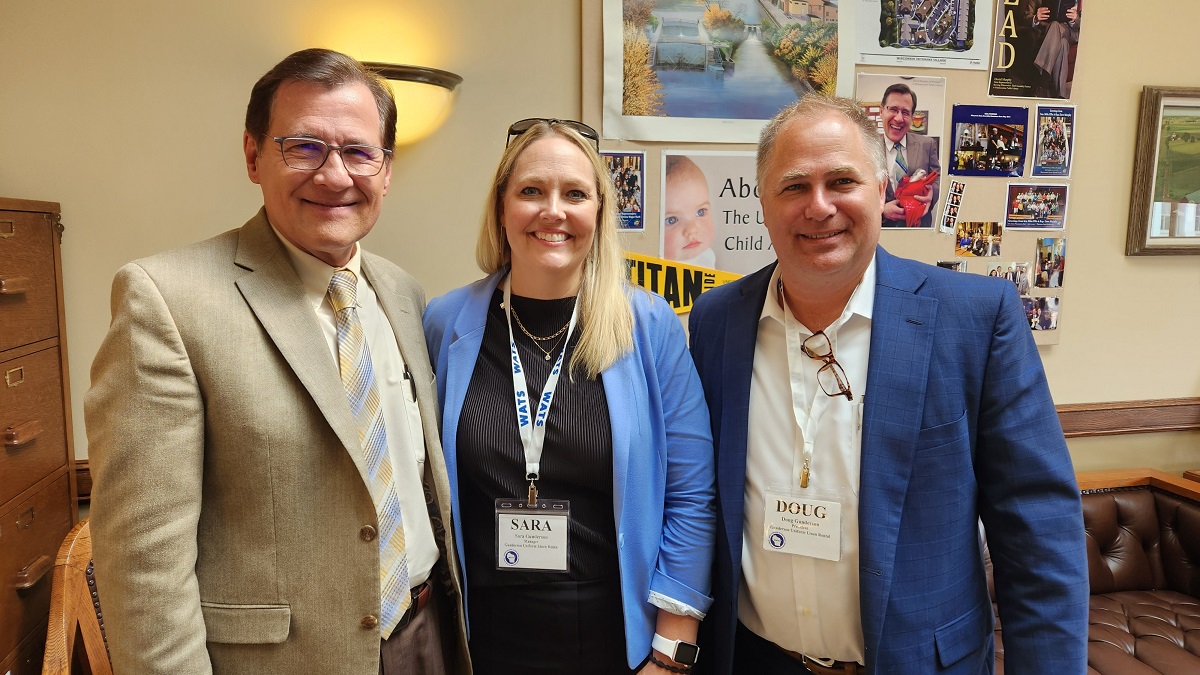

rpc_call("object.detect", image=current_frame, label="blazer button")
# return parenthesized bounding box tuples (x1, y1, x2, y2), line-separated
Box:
(360, 525, 377, 541)
(361, 615, 378, 630)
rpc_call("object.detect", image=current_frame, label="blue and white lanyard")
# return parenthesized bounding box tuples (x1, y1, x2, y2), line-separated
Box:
(503, 276, 579, 503)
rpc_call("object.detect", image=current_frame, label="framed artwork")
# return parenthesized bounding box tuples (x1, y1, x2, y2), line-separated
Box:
(601, 0, 851, 142)
(1126, 86, 1200, 255)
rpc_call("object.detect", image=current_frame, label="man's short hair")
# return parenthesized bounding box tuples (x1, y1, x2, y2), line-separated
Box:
(881, 83, 917, 112)
(245, 48, 398, 150)
(757, 94, 888, 185)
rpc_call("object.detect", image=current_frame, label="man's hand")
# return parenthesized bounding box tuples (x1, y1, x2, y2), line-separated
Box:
(883, 200, 906, 220)
(1065, 5, 1078, 22)
(1036, 6, 1051, 22)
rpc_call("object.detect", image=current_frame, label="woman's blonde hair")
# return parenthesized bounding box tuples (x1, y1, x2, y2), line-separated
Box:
(476, 120, 634, 379)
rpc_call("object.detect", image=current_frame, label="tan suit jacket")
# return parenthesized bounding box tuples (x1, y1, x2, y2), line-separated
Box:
(87, 211, 470, 674)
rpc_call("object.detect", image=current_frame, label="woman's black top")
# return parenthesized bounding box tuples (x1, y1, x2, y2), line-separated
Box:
(456, 289, 618, 587)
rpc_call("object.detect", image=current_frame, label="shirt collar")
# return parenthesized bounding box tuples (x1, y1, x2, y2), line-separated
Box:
(761, 254, 877, 329)
(269, 221, 363, 309)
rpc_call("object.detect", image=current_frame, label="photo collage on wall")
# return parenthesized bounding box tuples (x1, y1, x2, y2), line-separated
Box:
(599, 0, 1082, 330)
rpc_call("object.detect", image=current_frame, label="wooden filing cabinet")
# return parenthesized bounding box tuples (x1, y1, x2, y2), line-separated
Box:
(0, 197, 77, 674)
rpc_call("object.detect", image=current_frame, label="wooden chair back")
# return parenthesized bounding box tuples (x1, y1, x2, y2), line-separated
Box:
(41, 518, 112, 675)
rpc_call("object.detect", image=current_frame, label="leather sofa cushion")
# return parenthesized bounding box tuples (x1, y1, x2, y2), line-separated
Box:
(1088, 590, 1200, 673)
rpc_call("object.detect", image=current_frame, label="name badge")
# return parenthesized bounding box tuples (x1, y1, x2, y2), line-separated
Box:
(495, 499, 570, 571)
(761, 489, 842, 561)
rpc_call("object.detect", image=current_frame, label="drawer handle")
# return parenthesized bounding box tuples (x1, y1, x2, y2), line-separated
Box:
(5, 366, 23, 387)
(4, 420, 43, 448)
(0, 219, 13, 238)
(16, 506, 35, 528)
(14, 554, 53, 590)
(0, 275, 29, 295)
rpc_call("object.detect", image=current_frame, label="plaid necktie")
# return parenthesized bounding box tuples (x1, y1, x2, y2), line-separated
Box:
(892, 140, 908, 189)
(327, 270, 411, 637)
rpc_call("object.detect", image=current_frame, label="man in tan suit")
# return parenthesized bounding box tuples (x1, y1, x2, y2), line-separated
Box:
(87, 48, 470, 674)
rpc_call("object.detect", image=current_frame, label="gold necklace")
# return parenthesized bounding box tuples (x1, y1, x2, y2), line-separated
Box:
(507, 304, 571, 361)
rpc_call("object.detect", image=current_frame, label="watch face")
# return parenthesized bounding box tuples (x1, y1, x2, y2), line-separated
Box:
(674, 641, 700, 666)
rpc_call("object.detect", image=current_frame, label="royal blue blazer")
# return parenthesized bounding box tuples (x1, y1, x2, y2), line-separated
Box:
(424, 270, 717, 668)
(688, 247, 1088, 674)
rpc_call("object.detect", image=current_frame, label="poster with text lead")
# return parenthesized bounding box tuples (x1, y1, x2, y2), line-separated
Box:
(660, 150, 776, 275)
(989, 0, 1083, 99)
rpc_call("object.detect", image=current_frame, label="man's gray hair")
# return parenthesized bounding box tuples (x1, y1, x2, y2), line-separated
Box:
(757, 94, 888, 185)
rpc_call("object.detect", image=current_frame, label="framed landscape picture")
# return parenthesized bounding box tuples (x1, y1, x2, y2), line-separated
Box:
(1127, 86, 1200, 255)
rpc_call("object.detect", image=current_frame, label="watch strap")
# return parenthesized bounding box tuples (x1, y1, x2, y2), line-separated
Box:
(651, 633, 699, 666)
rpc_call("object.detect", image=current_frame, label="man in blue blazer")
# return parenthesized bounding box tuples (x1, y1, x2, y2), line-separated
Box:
(688, 95, 1088, 674)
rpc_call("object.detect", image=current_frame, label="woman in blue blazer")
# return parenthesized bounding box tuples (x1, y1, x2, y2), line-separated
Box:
(423, 118, 716, 675)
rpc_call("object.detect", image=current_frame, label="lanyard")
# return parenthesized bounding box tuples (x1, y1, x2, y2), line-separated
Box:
(503, 276, 579, 505)
(778, 278, 845, 490)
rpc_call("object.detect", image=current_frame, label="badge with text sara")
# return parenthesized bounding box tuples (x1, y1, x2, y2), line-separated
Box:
(762, 489, 842, 561)
(495, 499, 570, 572)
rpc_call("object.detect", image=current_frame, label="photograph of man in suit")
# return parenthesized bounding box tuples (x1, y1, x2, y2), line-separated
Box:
(87, 48, 469, 675)
(688, 95, 1088, 674)
(880, 83, 940, 229)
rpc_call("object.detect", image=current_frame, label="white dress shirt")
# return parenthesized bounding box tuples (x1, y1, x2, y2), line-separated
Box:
(887, 135, 908, 191)
(738, 258, 876, 663)
(273, 226, 437, 586)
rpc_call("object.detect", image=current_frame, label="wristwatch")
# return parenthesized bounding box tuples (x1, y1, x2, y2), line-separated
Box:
(652, 633, 700, 666)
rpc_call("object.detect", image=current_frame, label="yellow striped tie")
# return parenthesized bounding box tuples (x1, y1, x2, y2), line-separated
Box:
(327, 270, 411, 637)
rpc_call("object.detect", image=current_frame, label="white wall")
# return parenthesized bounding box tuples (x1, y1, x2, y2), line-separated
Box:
(1, 0, 1196, 470)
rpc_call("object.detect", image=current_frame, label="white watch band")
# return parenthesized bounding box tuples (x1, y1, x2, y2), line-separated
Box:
(652, 632, 699, 666)
(651, 633, 679, 657)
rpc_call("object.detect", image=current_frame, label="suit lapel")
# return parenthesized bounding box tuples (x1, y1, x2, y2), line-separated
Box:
(858, 247, 938, 654)
(718, 264, 774, 568)
(233, 214, 367, 481)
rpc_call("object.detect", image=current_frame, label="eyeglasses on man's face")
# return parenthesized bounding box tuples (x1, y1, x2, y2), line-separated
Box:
(506, 118, 600, 150)
(884, 105, 914, 120)
(801, 330, 853, 401)
(272, 137, 393, 177)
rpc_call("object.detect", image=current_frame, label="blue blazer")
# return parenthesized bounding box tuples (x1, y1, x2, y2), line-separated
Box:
(424, 271, 717, 668)
(688, 248, 1088, 674)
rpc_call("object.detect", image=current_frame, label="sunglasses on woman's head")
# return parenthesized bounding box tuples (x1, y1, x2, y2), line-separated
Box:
(506, 118, 600, 150)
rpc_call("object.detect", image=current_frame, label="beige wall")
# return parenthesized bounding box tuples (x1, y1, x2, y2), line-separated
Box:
(1, 1, 1196, 470)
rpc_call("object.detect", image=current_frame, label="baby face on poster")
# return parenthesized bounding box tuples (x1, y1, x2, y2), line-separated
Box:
(660, 150, 777, 275)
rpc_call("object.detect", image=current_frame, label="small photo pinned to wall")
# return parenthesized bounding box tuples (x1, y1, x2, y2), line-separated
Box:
(1023, 296, 1061, 331)
(985, 261, 1033, 295)
(1032, 105, 1076, 178)
(954, 221, 1003, 257)
(939, 180, 967, 233)
(1005, 183, 1069, 230)
(937, 261, 968, 272)
(949, 105, 1029, 177)
(1034, 237, 1067, 288)
(602, 150, 646, 231)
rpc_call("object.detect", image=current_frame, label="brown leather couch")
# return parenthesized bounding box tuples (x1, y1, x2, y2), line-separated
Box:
(990, 469, 1200, 674)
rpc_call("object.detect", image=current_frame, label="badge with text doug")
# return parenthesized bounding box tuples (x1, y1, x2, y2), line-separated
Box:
(495, 499, 570, 572)
(762, 489, 842, 561)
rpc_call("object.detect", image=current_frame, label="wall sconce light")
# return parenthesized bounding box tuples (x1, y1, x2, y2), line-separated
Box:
(364, 62, 462, 146)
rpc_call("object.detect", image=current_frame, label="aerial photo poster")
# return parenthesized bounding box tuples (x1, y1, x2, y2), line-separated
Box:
(857, 0, 994, 70)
